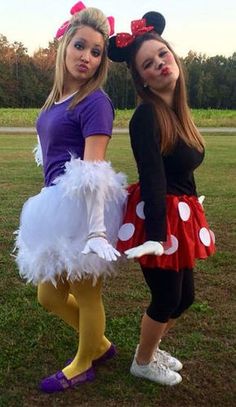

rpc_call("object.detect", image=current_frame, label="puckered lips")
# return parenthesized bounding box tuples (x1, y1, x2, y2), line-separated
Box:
(77, 63, 89, 72)
(161, 66, 170, 76)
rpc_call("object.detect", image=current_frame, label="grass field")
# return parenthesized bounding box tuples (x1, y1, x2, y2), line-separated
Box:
(0, 132, 236, 406)
(0, 108, 236, 128)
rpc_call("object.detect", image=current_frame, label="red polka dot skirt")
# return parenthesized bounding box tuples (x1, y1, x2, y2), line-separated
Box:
(117, 183, 216, 271)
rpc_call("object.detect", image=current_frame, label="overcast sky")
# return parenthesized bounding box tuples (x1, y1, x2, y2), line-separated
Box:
(1, 0, 235, 57)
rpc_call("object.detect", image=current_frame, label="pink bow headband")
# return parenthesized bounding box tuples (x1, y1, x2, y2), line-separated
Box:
(116, 18, 154, 48)
(55, 1, 115, 39)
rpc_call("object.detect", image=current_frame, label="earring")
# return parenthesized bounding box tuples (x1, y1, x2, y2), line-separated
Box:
(143, 83, 148, 88)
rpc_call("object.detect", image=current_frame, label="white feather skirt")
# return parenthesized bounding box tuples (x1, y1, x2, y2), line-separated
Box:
(15, 158, 128, 286)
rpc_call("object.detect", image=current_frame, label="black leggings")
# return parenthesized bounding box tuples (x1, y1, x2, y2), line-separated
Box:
(141, 266, 195, 323)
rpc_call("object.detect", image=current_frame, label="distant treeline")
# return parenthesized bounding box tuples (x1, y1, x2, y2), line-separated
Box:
(0, 34, 235, 109)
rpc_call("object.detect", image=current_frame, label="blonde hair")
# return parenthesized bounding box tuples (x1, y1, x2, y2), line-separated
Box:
(130, 32, 205, 153)
(42, 8, 110, 110)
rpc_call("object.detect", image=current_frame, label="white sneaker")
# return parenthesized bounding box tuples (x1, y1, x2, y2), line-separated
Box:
(130, 357, 182, 386)
(154, 348, 183, 372)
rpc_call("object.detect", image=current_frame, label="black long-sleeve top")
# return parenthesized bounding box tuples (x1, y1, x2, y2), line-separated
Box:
(129, 103, 204, 242)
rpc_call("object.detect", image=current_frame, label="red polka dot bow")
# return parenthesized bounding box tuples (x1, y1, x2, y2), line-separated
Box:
(116, 18, 154, 48)
(55, 1, 115, 39)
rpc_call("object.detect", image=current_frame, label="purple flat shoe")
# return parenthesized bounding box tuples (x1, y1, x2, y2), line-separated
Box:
(40, 366, 95, 393)
(65, 343, 117, 368)
(93, 343, 117, 366)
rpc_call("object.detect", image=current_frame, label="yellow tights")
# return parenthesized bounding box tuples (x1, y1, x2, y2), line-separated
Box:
(38, 277, 111, 379)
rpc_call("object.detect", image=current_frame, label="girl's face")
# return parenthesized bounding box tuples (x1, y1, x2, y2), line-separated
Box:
(135, 39, 180, 96)
(65, 25, 104, 89)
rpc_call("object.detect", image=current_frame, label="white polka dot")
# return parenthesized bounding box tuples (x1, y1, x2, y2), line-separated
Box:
(136, 201, 145, 219)
(178, 202, 191, 221)
(164, 235, 179, 255)
(209, 230, 215, 244)
(199, 227, 211, 246)
(118, 223, 135, 241)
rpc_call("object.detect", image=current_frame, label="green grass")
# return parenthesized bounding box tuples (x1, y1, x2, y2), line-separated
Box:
(0, 108, 236, 128)
(114, 108, 236, 128)
(0, 133, 236, 406)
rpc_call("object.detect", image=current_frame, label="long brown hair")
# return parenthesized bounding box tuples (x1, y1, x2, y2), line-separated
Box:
(42, 8, 110, 110)
(129, 32, 205, 153)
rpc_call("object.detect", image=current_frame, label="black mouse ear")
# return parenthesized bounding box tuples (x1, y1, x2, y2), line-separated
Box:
(142, 11, 166, 35)
(108, 11, 166, 63)
(108, 36, 130, 63)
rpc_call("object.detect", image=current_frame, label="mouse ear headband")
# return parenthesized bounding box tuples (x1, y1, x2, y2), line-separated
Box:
(55, 1, 115, 39)
(108, 11, 165, 63)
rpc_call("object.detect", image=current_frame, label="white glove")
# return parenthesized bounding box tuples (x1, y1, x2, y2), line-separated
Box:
(198, 195, 205, 205)
(81, 162, 120, 261)
(82, 237, 121, 261)
(125, 241, 164, 259)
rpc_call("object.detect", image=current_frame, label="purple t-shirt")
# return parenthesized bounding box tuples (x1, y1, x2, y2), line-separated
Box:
(36, 89, 114, 186)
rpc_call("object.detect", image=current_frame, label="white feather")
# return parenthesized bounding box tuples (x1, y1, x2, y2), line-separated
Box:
(32, 134, 43, 166)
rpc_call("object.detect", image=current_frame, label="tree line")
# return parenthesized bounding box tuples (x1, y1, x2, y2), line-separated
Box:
(0, 34, 235, 109)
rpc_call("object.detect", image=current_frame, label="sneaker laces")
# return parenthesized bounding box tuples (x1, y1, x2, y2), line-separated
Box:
(151, 360, 172, 376)
(155, 349, 172, 363)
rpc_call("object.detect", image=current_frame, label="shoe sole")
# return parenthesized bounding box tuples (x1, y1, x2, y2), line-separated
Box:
(130, 368, 182, 386)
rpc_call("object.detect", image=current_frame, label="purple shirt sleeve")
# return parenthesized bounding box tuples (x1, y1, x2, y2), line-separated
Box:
(79, 92, 114, 138)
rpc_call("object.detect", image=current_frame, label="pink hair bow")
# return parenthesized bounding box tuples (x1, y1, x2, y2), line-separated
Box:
(55, 1, 115, 39)
(116, 18, 154, 48)
(107, 16, 115, 36)
(56, 1, 86, 39)
(70, 1, 86, 15)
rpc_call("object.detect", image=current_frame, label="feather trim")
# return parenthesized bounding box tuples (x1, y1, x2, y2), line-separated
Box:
(15, 232, 120, 286)
(32, 135, 43, 166)
(55, 157, 127, 202)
